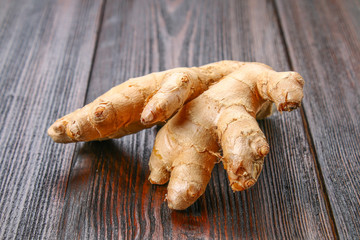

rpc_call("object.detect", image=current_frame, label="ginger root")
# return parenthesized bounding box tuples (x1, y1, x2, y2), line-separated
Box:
(48, 61, 304, 210)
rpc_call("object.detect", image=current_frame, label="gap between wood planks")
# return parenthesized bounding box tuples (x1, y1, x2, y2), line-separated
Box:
(272, 0, 339, 238)
(63, 0, 107, 195)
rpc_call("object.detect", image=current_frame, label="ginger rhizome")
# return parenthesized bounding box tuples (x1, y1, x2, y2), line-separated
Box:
(48, 61, 304, 210)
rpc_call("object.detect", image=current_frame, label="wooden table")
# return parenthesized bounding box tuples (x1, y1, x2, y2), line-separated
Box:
(0, 0, 359, 239)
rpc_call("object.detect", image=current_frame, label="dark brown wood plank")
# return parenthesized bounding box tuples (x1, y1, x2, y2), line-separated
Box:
(60, 0, 335, 239)
(275, 0, 360, 238)
(0, 0, 104, 238)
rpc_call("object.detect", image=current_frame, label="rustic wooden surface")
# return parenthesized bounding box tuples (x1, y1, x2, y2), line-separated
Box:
(275, 0, 360, 238)
(0, 0, 104, 239)
(0, 0, 358, 239)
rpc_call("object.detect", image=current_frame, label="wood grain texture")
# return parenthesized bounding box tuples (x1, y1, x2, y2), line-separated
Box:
(59, 0, 335, 239)
(0, 0, 104, 238)
(275, 0, 360, 238)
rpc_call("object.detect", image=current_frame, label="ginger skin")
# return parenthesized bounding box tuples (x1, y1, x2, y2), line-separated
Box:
(48, 61, 304, 210)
